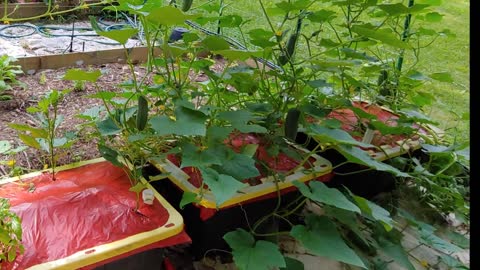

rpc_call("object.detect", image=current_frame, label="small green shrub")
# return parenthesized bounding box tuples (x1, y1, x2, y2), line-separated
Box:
(0, 55, 23, 101)
(0, 198, 24, 265)
(9, 89, 76, 180)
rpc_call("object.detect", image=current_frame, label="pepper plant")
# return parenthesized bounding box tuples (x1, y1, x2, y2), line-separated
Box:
(9, 89, 76, 180)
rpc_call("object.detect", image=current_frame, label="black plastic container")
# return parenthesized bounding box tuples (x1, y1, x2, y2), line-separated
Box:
(146, 165, 304, 260)
(295, 131, 398, 199)
(94, 248, 165, 270)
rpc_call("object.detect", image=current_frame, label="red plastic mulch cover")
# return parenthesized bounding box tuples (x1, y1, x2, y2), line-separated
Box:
(167, 132, 327, 189)
(166, 132, 332, 220)
(0, 161, 190, 270)
(326, 101, 428, 147)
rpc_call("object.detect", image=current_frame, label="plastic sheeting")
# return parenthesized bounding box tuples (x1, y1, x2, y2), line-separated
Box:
(327, 101, 427, 147)
(167, 132, 325, 188)
(166, 132, 333, 221)
(0, 161, 190, 270)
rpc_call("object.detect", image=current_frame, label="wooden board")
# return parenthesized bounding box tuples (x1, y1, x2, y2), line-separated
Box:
(0, 1, 102, 19)
(13, 46, 161, 72)
(13, 46, 264, 73)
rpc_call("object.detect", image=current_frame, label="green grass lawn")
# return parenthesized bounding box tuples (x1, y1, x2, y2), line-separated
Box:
(206, 0, 470, 145)
(415, 0, 470, 144)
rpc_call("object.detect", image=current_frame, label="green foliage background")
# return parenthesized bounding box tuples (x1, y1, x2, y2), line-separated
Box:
(218, 0, 470, 144)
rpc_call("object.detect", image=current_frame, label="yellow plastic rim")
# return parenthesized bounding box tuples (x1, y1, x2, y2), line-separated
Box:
(150, 146, 333, 209)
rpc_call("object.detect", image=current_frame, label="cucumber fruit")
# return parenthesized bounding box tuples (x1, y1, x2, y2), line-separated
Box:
(136, 95, 149, 131)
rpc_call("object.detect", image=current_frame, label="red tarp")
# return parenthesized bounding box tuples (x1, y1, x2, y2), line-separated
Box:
(327, 101, 427, 146)
(167, 132, 329, 188)
(0, 161, 190, 270)
(166, 132, 333, 221)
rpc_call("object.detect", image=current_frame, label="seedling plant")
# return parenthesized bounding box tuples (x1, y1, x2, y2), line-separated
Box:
(9, 89, 76, 180)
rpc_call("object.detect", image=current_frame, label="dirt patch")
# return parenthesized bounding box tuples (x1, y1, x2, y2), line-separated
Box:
(0, 62, 147, 176)
(0, 56, 229, 178)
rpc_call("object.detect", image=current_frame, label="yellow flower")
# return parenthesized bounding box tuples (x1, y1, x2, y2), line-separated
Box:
(154, 76, 165, 84)
(6, 159, 15, 167)
(43, 164, 49, 170)
(420, 260, 429, 268)
(3, 21, 10, 25)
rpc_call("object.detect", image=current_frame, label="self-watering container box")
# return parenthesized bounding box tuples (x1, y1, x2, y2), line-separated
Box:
(0, 158, 190, 270)
(306, 100, 442, 161)
(147, 133, 333, 259)
(296, 100, 445, 199)
(151, 150, 332, 211)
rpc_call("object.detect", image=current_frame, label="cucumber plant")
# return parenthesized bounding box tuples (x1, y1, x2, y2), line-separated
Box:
(393, 143, 470, 223)
(63, 63, 158, 210)
(70, 3, 408, 269)
(181, 0, 193, 12)
(80, 5, 268, 209)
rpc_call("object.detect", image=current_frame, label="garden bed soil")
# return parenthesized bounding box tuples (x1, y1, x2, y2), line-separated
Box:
(1, 63, 130, 174)
(0, 58, 227, 177)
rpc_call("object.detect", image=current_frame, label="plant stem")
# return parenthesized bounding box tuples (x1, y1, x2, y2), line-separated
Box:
(237, 26, 248, 50)
(50, 103, 58, 180)
(396, 0, 415, 73)
(333, 167, 374, 176)
(284, 143, 321, 176)
(434, 153, 457, 177)
(281, 197, 307, 217)
(217, 0, 224, 35)
(139, 16, 153, 73)
(252, 231, 290, 237)
(258, 0, 276, 38)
